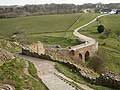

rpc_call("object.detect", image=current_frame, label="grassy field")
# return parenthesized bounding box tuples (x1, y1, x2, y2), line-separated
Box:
(0, 58, 48, 90)
(0, 13, 99, 34)
(0, 14, 79, 34)
(0, 13, 99, 47)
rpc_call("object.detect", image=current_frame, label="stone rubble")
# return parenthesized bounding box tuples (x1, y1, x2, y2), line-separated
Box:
(0, 48, 15, 65)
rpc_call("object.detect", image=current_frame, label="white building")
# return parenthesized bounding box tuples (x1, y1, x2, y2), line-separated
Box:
(100, 9, 117, 14)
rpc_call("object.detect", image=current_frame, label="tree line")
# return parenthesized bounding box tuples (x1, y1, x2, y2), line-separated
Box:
(0, 3, 120, 18)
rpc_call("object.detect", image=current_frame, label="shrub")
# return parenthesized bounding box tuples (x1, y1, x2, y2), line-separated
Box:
(87, 55, 105, 73)
(97, 25, 105, 33)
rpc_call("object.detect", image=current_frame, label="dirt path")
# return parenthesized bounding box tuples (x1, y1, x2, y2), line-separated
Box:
(18, 54, 94, 90)
(18, 55, 77, 90)
(71, 14, 110, 50)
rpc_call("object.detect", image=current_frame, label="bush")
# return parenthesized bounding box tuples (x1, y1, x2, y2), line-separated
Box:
(97, 25, 105, 33)
(87, 55, 105, 73)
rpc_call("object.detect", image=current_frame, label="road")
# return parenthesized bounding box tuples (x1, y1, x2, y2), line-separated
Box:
(18, 54, 94, 90)
(18, 55, 77, 90)
(71, 14, 110, 50)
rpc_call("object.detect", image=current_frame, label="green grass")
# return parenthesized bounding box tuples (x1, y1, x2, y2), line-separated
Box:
(0, 58, 48, 90)
(0, 13, 99, 47)
(28, 61, 38, 79)
(0, 58, 25, 90)
(0, 13, 80, 35)
(26, 75, 48, 90)
(55, 62, 114, 90)
(68, 13, 99, 31)
(28, 35, 81, 47)
(0, 13, 98, 34)
(80, 14, 120, 51)
(98, 46, 120, 74)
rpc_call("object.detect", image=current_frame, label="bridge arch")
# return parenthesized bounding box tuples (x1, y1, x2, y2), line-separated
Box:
(79, 53, 82, 60)
(85, 51, 90, 61)
(70, 50, 75, 56)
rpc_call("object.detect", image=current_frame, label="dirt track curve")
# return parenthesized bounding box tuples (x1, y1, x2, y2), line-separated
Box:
(71, 14, 110, 50)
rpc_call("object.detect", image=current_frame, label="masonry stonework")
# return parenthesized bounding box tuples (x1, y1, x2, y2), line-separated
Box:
(22, 40, 98, 66)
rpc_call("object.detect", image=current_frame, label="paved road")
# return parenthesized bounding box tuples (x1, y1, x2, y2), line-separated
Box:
(18, 54, 94, 90)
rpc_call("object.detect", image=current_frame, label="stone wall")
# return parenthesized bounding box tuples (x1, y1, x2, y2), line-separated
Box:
(22, 42, 120, 89)
(95, 72, 120, 89)
(22, 41, 46, 57)
(45, 41, 98, 63)
(29, 41, 45, 55)
(60, 62, 120, 89)
(22, 41, 98, 65)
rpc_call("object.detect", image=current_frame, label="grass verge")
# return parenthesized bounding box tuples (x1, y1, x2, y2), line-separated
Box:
(28, 61, 38, 79)
(0, 58, 48, 90)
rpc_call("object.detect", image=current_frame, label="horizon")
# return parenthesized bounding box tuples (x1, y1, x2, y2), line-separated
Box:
(0, 0, 120, 6)
(0, 2, 120, 6)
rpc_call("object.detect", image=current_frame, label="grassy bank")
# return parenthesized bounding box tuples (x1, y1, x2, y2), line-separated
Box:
(28, 61, 38, 79)
(0, 58, 48, 90)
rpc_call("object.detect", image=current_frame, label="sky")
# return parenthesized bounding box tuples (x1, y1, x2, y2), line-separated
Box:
(0, 0, 120, 6)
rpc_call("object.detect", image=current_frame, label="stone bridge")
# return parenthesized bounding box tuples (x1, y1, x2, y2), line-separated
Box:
(69, 41, 98, 63)
(22, 14, 109, 65)
(69, 14, 110, 63)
